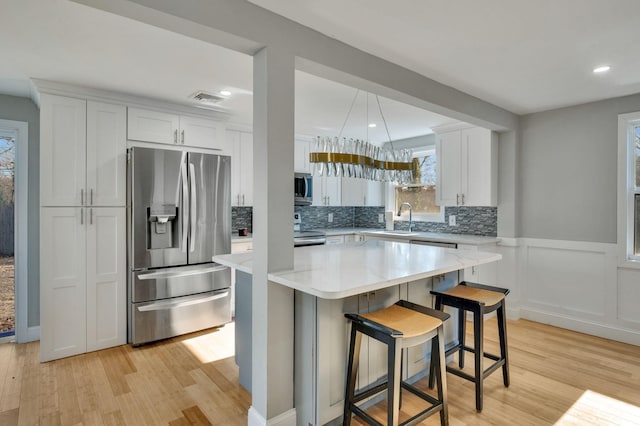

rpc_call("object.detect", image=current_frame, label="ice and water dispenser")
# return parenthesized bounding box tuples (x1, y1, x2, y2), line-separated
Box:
(147, 204, 178, 249)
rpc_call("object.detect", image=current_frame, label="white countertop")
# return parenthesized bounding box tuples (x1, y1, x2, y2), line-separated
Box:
(360, 230, 500, 245)
(213, 240, 502, 299)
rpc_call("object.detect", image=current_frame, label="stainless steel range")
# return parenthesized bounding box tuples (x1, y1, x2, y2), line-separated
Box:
(294, 212, 326, 246)
(127, 147, 232, 345)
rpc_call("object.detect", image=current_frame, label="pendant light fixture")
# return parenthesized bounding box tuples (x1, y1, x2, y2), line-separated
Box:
(309, 90, 414, 184)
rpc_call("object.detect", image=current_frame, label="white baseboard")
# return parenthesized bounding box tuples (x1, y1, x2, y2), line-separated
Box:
(26, 325, 40, 342)
(248, 407, 296, 426)
(521, 308, 640, 346)
(507, 305, 521, 320)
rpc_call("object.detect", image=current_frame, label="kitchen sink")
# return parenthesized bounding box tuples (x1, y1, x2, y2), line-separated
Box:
(368, 230, 419, 237)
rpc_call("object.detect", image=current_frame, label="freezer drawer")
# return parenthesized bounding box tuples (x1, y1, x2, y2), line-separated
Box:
(130, 288, 231, 345)
(131, 263, 230, 303)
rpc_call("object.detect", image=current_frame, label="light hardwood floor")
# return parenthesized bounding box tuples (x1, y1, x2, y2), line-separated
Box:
(0, 318, 639, 425)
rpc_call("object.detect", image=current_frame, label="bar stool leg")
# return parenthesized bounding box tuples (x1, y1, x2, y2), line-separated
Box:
(434, 327, 449, 426)
(473, 307, 484, 411)
(428, 297, 443, 389)
(497, 301, 510, 387)
(387, 338, 402, 426)
(344, 324, 362, 426)
(458, 307, 466, 368)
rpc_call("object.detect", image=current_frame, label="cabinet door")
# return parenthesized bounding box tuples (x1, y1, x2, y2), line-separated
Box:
(40, 94, 86, 207)
(180, 116, 222, 150)
(462, 127, 497, 206)
(325, 176, 342, 206)
(40, 207, 87, 361)
(239, 132, 253, 206)
(86, 207, 126, 352)
(294, 139, 312, 173)
(127, 107, 179, 145)
(227, 130, 242, 206)
(435, 131, 461, 207)
(341, 178, 364, 206)
(86, 101, 126, 207)
(365, 180, 384, 206)
(405, 278, 434, 377)
(325, 235, 345, 245)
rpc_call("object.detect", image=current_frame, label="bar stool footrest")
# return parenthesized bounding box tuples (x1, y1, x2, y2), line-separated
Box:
(446, 358, 506, 382)
(352, 382, 389, 404)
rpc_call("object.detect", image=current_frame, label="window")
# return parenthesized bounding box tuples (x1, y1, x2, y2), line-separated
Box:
(393, 150, 444, 222)
(617, 113, 640, 265)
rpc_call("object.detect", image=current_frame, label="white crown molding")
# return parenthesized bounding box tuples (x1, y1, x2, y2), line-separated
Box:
(31, 78, 232, 121)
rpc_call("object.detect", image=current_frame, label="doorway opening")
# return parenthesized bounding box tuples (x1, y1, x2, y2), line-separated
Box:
(0, 131, 14, 342)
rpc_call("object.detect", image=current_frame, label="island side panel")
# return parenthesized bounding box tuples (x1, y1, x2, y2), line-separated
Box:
(235, 270, 252, 391)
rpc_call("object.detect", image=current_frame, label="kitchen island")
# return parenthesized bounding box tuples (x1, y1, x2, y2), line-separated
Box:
(213, 240, 502, 425)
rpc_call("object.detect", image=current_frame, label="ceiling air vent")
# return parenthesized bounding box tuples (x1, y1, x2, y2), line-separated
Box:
(191, 91, 225, 105)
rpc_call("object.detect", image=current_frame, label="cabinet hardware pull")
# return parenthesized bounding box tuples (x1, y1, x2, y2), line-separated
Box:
(90, 208, 93, 225)
(456, 193, 460, 205)
(174, 129, 178, 144)
(80, 208, 84, 225)
(181, 130, 185, 144)
(237, 194, 240, 205)
(461, 193, 465, 205)
(242, 194, 245, 205)
(90, 188, 93, 205)
(81, 188, 84, 205)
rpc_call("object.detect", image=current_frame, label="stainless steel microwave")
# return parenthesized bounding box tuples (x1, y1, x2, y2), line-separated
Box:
(294, 173, 313, 206)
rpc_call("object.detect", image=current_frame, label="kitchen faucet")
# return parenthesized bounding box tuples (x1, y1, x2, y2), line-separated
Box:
(397, 202, 413, 232)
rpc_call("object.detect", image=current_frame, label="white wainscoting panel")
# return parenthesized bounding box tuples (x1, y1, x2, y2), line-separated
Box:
(525, 247, 605, 317)
(617, 268, 640, 326)
(495, 238, 520, 319)
(517, 238, 640, 346)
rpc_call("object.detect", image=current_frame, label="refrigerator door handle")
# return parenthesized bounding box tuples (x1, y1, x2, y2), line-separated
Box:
(137, 264, 228, 280)
(180, 160, 189, 252)
(137, 289, 229, 312)
(189, 162, 197, 253)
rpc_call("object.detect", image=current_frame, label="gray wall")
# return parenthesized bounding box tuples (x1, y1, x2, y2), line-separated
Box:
(520, 93, 640, 243)
(0, 94, 39, 327)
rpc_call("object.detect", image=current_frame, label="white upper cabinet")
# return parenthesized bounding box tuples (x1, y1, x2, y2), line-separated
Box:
(435, 126, 498, 207)
(341, 178, 384, 206)
(295, 138, 312, 173)
(87, 101, 127, 207)
(41, 95, 126, 207)
(228, 129, 253, 206)
(313, 176, 341, 206)
(127, 107, 224, 150)
(40, 94, 87, 207)
(179, 115, 222, 150)
(127, 107, 179, 145)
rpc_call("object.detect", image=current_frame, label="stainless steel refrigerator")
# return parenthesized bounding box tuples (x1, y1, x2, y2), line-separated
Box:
(127, 147, 232, 345)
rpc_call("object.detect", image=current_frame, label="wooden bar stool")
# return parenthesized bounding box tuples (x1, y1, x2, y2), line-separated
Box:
(344, 300, 450, 426)
(428, 281, 510, 411)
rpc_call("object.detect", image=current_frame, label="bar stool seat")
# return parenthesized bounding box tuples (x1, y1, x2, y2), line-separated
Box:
(344, 300, 450, 426)
(428, 281, 510, 412)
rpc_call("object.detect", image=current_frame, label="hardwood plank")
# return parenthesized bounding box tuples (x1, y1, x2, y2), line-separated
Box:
(182, 405, 212, 426)
(0, 408, 19, 426)
(2, 319, 639, 425)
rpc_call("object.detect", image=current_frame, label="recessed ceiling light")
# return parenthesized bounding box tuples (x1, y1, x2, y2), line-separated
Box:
(368, 123, 377, 128)
(593, 66, 611, 74)
(220, 90, 232, 96)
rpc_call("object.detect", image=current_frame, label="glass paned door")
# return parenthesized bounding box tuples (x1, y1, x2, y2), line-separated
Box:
(0, 134, 14, 339)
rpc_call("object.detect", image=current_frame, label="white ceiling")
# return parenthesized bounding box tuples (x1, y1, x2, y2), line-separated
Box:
(0, 0, 454, 142)
(250, 0, 640, 114)
(3, 1, 638, 141)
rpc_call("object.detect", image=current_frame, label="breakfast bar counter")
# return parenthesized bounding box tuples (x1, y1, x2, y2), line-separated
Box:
(213, 239, 502, 298)
(213, 240, 502, 425)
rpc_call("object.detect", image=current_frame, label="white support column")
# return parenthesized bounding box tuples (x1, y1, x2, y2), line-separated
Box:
(251, 46, 296, 425)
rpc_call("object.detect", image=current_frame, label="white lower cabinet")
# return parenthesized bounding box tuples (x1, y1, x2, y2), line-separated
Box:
(40, 207, 126, 362)
(458, 244, 498, 285)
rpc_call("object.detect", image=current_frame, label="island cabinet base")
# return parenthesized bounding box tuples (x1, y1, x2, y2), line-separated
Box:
(294, 272, 459, 426)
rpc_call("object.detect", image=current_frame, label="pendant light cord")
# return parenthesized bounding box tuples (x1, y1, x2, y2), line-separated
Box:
(375, 95, 394, 151)
(338, 89, 360, 139)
